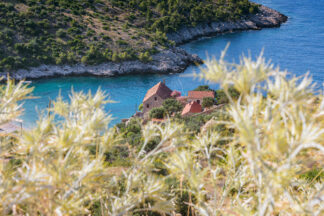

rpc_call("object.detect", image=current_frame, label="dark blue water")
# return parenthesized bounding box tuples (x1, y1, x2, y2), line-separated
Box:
(22, 0, 324, 127)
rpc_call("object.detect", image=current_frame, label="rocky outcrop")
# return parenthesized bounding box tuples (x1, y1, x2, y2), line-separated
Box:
(0, 48, 201, 80)
(0, 5, 287, 80)
(167, 5, 288, 45)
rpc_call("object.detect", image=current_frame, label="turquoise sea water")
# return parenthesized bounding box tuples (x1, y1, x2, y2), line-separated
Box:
(22, 0, 324, 127)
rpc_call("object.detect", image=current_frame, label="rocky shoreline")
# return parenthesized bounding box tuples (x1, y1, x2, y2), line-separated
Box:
(167, 5, 288, 45)
(0, 5, 287, 80)
(1, 48, 201, 80)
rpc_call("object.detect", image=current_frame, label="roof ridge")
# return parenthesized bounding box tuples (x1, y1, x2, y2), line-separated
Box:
(143, 81, 172, 102)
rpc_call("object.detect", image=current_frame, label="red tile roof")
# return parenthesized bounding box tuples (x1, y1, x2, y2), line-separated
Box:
(181, 101, 202, 116)
(188, 91, 215, 99)
(143, 82, 173, 103)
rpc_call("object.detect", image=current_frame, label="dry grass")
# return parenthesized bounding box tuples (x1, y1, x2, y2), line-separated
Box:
(0, 49, 323, 215)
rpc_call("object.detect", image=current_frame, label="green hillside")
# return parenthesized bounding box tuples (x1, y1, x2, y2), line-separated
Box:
(0, 0, 258, 72)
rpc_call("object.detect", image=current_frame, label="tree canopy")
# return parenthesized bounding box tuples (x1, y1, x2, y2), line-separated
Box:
(149, 107, 166, 119)
(202, 97, 214, 108)
(194, 85, 213, 91)
(162, 98, 183, 115)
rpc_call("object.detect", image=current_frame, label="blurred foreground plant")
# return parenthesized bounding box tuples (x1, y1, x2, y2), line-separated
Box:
(0, 83, 178, 215)
(0, 49, 324, 215)
(0, 77, 33, 124)
(186, 49, 324, 215)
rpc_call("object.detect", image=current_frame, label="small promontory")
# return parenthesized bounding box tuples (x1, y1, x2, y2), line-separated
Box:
(0, 0, 287, 79)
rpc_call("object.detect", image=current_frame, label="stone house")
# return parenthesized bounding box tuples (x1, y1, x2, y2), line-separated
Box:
(142, 81, 172, 114)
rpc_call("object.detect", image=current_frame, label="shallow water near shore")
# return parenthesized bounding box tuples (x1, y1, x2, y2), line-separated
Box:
(22, 0, 324, 127)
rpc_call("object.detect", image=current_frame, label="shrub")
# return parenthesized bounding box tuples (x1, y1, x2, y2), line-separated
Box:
(138, 103, 143, 111)
(112, 52, 119, 62)
(202, 97, 214, 108)
(149, 107, 165, 119)
(116, 39, 128, 46)
(162, 98, 183, 115)
(194, 85, 213, 91)
(215, 87, 240, 105)
(125, 118, 141, 134)
(138, 51, 152, 62)
(81, 46, 106, 65)
(102, 35, 111, 41)
(55, 52, 68, 64)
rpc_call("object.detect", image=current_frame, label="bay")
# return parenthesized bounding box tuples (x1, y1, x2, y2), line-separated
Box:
(22, 0, 324, 127)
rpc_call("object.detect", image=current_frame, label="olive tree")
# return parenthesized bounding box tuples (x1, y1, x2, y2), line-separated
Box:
(162, 98, 183, 115)
(202, 97, 214, 108)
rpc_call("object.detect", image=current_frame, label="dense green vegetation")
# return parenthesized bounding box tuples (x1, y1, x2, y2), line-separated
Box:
(149, 98, 183, 119)
(149, 107, 167, 119)
(162, 98, 183, 115)
(0, 0, 258, 72)
(193, 85, 213, 91)
(110, 0, 259, 32)
(202, 96, 215, 108)
(215, 86, 240, 104)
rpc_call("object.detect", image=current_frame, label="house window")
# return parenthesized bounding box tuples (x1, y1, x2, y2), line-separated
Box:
(154, 97, 157, 101)
(197, 100, 200, 104)
(147, 104, 149, 108)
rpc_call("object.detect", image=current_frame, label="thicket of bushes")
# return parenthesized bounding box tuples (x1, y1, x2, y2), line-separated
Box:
(0, 0, 259, 72)
(0, 0, 156, 72)
(149, 98, 183, 119)
(111, 0, 259, 32)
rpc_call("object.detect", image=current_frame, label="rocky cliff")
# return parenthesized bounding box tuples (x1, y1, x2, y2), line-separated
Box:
(0, 47, 202, 80)
(1, 48, 201, 80)
(0, 5, 287, 80)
